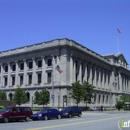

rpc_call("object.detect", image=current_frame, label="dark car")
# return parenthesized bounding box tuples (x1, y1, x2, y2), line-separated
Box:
(0, 106, 33, 123)
(61, 106, 82, 118)
(30, 108, 62, 121)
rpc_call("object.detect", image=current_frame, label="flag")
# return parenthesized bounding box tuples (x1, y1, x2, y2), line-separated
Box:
(112, 82, 117, 87)
(117, 29, 121, 33)
(55, 65, 63, 74)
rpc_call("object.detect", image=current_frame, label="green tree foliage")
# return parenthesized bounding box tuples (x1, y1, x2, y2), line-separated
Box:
(120, 95, 130, 102)
(83, 81, 95, 105)
(13, 88, 28, 106)
(33, 89, 50, 108)
(69, 81, 95, 106)
(115, 100, 123, 110)
(0, 91, 7, 100)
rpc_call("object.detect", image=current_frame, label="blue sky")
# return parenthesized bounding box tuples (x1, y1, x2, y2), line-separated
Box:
(0, 0, 130, 64)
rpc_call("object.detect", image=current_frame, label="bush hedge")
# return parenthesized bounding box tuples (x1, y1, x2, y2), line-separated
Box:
(0, 106, 4, 109)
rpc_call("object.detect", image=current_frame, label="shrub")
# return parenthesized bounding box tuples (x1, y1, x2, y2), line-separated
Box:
(0, 106, 4, 109)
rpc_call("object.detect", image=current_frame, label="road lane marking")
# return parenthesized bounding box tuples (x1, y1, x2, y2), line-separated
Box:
(24, 115, 130, 130)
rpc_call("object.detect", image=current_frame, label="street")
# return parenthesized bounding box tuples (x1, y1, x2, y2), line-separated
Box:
(0, 111, 130, 130)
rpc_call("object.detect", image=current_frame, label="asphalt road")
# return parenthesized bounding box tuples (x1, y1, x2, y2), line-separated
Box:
(1, 111, 130, 130)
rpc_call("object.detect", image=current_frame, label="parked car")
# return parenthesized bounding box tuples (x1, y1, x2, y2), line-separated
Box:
(0, 106, 33, 123)
(30, 108, 62, 121)
(61, 106, 82, 118)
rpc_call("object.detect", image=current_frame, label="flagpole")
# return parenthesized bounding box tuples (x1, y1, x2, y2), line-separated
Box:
(116, 28, 121, 53)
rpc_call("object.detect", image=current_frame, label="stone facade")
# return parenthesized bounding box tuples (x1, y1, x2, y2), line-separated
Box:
(0, 38, 130, 108)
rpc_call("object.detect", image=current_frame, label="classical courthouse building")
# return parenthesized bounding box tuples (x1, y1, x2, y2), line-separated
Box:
(0, 38, 130, 108)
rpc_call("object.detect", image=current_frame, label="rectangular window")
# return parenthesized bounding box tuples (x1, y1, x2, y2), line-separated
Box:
(20, 75, 23, 85)
(38, 60, 42, 68)
(5, 65, 8, 72)
(12, 64, 16, 71)
(28, 75, 32, 84)
(47, 72, 51, 83)
(28, 61, 33, 69)
(4, 77, 8, 86)
(47, 59, 52, 66)
(0, 66, 1, 73)
(12, 76, 15, 86)
(37, 73, 42, 84)
(20, 63, 24, 70)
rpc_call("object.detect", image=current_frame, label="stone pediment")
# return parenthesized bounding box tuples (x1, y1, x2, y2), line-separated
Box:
(115, 52, 128, 66)
(103, 52, 128, 68)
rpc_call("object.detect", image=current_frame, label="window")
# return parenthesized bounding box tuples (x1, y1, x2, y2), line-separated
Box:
(47, 72, 51, 83)
(28, 61, 33, 69)
(47, 59, 52, 66)
(37, 73, 42, 84)
(12, 76, 15, 86)
(20, 63, 24, 70)
(38, 60, 42, 68)
(20, 75, 23, 85)
(28, 74, 32, 84)
(4, 77, 8, 86)
(5, 65, 8, 72)
(0, 66, 1, 73)
(12, 64, 16, 71)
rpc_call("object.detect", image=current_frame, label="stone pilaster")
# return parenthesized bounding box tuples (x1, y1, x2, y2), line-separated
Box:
(0, 64, 4, 87)
(15, 61, 18, 86)
(70, 56, 73, 84)
(7, 62, 11, 87)
(32, 58, 36, 85)
(23, 59, 27, 85)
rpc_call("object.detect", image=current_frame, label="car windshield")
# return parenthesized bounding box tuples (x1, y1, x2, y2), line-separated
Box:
(62, 107, 71, 111)
(0, 107, 11, 112)
(37, 109, 47, 114)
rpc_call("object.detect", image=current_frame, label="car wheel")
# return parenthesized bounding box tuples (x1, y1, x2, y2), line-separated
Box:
(78, 114, 81, 117)
(68, 114, 72, 118)
(25, 116, 30, 122)
(44, 115, 48, 121)
(57, 115, 61, 119)
(3, 117, 9, 123)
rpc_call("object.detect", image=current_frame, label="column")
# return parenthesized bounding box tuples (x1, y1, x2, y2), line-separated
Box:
(98, 68, 101, 89)
(89, 64, 92, 84)
(93, 67, 97, 88)
(0, 64, 4, 87)
(102, 70, 105, 89)
(78, 61, 82, 82)
(83, 63, 87, 83)
(73, 58, 76, 82)
(118, 73, 122, 91)
(96, 93, 99, 105)
(32, 58, 36, 85)
(15, 61, 19, 86)
(7, 62, 11, 87)
(105, 71, 108, 89)
(70, 55, 73, 84)
(23, 59, 27, 85)
(128, 77, 130, 92)
(100, 94, 103, 104)
(42, 56, 46, 85)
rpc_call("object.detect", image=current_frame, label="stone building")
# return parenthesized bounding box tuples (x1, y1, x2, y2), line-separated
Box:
(0, 38, 130, 108)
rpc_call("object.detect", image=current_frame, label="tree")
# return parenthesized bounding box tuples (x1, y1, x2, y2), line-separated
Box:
(69, 81, 86, 106)
(82, 81, 95, 107)
(119, 95, 130, 106)
(33, 89, 50, 108)
(13, 88, 28, 106)
(115, 100, 123, 111)
(0, 91, 7, 100)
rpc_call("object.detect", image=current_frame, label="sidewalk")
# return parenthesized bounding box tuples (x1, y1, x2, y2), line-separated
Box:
(82, 110, 130, 114)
